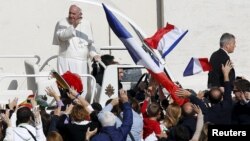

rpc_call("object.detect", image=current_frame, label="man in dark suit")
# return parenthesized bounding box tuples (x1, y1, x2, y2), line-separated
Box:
(208, 33, 236, 89)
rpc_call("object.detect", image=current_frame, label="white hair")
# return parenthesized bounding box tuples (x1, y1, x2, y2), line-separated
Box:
(98, 111, 116, 127)
(220, 33, 235, 48)
(70, 4, 82, 13)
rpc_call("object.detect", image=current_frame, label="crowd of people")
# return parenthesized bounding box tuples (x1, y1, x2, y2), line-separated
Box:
(0, 4, 249, 141)
(0, 53, 249, 141)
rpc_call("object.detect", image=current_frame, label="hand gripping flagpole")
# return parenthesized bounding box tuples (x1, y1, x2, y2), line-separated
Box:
(129, 23, 176, 82)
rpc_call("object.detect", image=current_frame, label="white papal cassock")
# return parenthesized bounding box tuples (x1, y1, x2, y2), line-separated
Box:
(52, 18, 98, 96)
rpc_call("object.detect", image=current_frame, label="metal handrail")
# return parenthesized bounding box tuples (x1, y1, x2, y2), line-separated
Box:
(100, 47, 126, 50)
(40, 55, 107, 70)
(0, 55, 41, 64)
(39, 55, 58, 71)
(0, 74, 96, 104)
(83, 74, 96, 104)
(100, 46, 126, 55)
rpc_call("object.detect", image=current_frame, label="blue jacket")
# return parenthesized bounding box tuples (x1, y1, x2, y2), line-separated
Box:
(91, 102, 133, 141)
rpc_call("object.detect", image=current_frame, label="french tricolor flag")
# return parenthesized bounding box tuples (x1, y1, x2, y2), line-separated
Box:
(144, 23, 188, 58)
(183, 57, 212, 76)
(103, 4, 187, 105)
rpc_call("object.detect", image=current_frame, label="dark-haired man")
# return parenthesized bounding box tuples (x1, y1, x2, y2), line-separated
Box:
(2, 107, 46, 141)
(232, 79, 250, 124)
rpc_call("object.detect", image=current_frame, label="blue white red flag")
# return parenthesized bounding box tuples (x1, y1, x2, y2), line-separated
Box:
(103, 4, 187, 105)
(144, 23, 188, 58)
(183, 57, 212, 76)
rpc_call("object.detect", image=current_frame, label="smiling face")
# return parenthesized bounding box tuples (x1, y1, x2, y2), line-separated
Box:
(68, 5, 82, 25)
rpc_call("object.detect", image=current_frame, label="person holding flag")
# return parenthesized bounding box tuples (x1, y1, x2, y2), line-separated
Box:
(102, 4, 187, 106)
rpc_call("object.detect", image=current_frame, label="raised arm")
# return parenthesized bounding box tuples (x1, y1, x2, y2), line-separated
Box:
(176, 89, 207, 114)
(118, 89, 133, 137)
(55, 22, 76, 42)
(68, 87, 94, 114)
(32, 107, 46, 141)
(102, 98, 119, 112)
(141, 89, 151, 116)
(46, 87, 64, 107)
(1, 110, 14, 141)
(190, 105, 204, 141)
(221, 60, 233, 102)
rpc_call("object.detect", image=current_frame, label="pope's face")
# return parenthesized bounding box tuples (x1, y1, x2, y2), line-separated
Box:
(68, 6, 81, 24)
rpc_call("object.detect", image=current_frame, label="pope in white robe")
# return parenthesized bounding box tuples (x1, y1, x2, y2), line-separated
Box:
(52, 5, 100, 96)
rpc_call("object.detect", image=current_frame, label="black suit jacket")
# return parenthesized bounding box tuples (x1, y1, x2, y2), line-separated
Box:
(208, 48, 235, 88)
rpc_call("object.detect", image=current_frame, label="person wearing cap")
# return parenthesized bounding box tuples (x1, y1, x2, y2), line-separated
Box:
(91, 89, 133, 141)
(52, 5, 100, 93)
